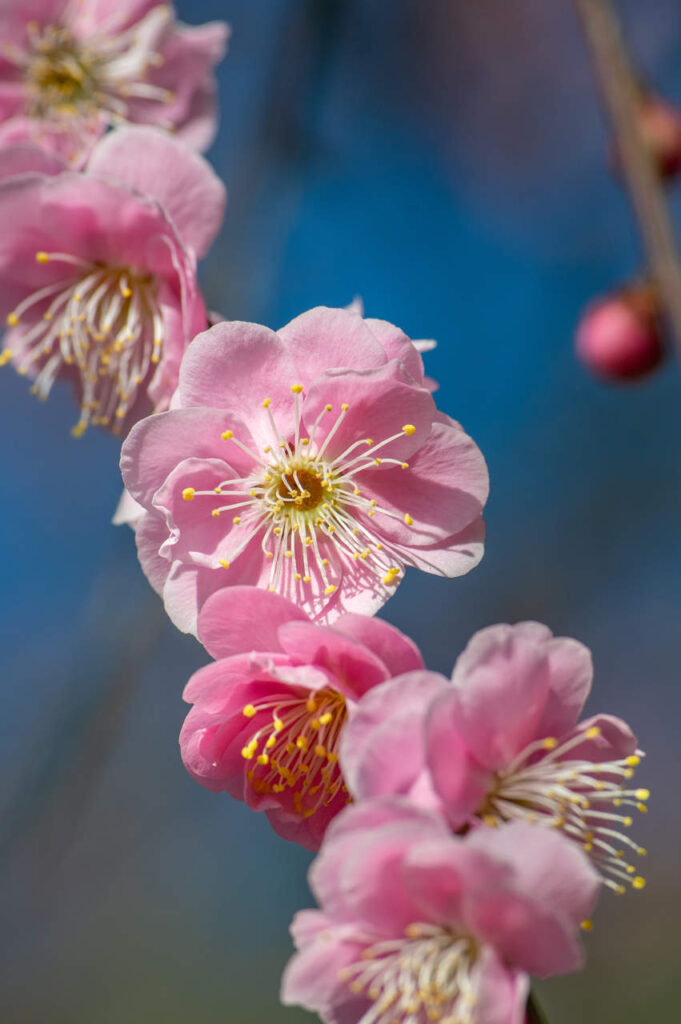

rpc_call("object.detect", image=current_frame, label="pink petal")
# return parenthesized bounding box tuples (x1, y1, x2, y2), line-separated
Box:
(449, 624, 556, 770)
(536, 637, 594, 738)
(87, 127, 226, 257)
(197, 586, 308, 660)
(278, 306, 387, 382)
(358, 419, 489, 547)
(332, 614, 425, 675)
(178, 320, 298, 417)
(474, 948, 529, 1024)
(364, 317, 425, 384)
(302, 364, 435, 464)
(0, 145, 66, 179)
(425, 690, 492, 828)
(341, 672, 449, 802)
(277, 621, 391, 699)
(565, 713, 637, 762)
(134, 508, 172, 594)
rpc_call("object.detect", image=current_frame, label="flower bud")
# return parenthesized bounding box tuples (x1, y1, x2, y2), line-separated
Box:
(575, 284, 665, 381)
(637, 94, 681, 181)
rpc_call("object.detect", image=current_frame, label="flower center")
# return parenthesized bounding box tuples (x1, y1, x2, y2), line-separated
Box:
(240, 687, 349, 818)
(1, 16, 173, 135)
(3, 251, 164, 435)
(479, 727, 648, 893)
(24, 27, 97, 115)
(181, 384, 418, 600)
(339, 924, 478, 1024)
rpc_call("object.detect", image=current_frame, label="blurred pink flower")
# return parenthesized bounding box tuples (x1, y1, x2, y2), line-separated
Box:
(120, 307, 489, 633)
(0, 125, 225, 435)
(281, 801, 600, 1024)
(342, 622, 648, 893)
(0, 1, 229, 165)
(179, 586, 427, 850)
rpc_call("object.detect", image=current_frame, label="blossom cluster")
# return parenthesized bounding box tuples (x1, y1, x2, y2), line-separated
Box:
(0, 6, 648, 1024)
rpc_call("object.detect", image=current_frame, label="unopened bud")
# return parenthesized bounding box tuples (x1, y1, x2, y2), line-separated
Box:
(613, 92, 681, 182)
(575, 284, 665, 382)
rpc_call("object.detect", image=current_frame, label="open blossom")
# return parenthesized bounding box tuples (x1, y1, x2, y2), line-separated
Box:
(342, 622, 649, 893)
(281, 801, 600, 1024)
(0, 1, 229, 165)
(0, 125, 226, 435)
(180, 586, 426, 850)
(120, 306, 489, 633)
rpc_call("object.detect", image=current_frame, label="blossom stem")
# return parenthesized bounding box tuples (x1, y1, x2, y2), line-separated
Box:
(574, 0, 681, 363)
(526, 989, 550, 1024)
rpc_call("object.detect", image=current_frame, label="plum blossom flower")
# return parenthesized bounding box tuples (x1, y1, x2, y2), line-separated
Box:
(281, 800, 600, 1024)
(180, 586, 427, 850)
(0, 1, 229, 165)
(120, 306, 489, 633)
(341, 622, 649, 894)
(0, 125, 226, 435)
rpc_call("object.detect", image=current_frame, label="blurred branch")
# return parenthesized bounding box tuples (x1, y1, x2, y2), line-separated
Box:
(574, 0, 681, 361)
(527, 990, 549, 1024)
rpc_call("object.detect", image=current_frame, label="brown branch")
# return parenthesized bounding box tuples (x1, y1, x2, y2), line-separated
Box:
(574, 0, 681, 361)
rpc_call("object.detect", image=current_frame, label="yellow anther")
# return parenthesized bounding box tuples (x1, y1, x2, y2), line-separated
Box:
(637, 803, 648, 813)
(285, 550, 293, 558)
(623, 816, 633, 827)
(233, 516, 241, 524)
(243, 704, 257, 718)
(373, 458, 382, 466)
(6, 313, 18, 326)
(633, 876, 646, 890)
(319, 713, 333, 725)
(402, 423, 416, 435)
(542, 737, 558, 750)
(324, 585, 337, 595)
(211, 510, 220, 518)
(296, 736, 308, 750)
(262, 397, 271, 408)
(35, 251, 50, 263)
(585, 725, 601, 739)
(257, 754, 269, 766)
(219, 559, 230, 569)
(291, 383, 303, 393)
(315, 745, 326, 758)
(0, 349, 13, 365)
(321, 559, 329, 566)
(626, 755, 641, 767)
(401, 462, 409, 469)
(353, 488, 361, 496)
(325, 403, 332, 411)
(327, 751, 339, 763)
(71, 422, 87, 438)
(182, 487, 195, 501)
(404, 513, 414, 525)
(341, 403, 349, 411)
(635, 788, 650, 801)
(265, 551, 274, 559)
(580, 919, 594, 932)
(306, 697, 317, 712)
(221, 430, 234, 440)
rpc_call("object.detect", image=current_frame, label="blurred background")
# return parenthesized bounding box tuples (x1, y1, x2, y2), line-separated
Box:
(1, 1, 679, 1021)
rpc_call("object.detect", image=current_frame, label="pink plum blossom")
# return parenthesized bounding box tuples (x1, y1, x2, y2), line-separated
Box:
(281, 800, 600, 1024)
(179, 586, 428, 850)
(120, 306, 489, 633)
(0, 125, 226, 435)
(0, 1, 229, 165)
(341, 622, 649, 893)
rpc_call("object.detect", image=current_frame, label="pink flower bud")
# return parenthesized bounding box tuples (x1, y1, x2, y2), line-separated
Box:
(575, 285, 665, 382)
(637, 94, 681, 181)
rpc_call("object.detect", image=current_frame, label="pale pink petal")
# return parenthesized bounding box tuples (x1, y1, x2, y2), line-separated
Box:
(425, 690, 492, 828)
(341, 672, 449, 802)
(474, 949, 529, 1024)
(536, 637, 594, 738)
(332, 614, 425, 676)
(178, 320, 298, 416)
(87, 127, 226, 257)
(197, 586, 308, 660)
(449, 624, 555, 770)
(565, 713, 638, 762)
(277, 621, 391, 698)
(364, 317, 425, 384)
(278, 306, 387, 381)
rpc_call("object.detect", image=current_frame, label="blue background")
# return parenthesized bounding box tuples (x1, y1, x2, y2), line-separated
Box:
(1, 2, 679, 1021)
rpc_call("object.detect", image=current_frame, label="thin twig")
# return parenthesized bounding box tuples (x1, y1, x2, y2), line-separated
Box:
(574, 0, 681, 360)
(526, 989, 550, 1024)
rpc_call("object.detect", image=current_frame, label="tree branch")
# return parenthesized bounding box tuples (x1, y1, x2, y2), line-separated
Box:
(574, 0, 681, 361)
